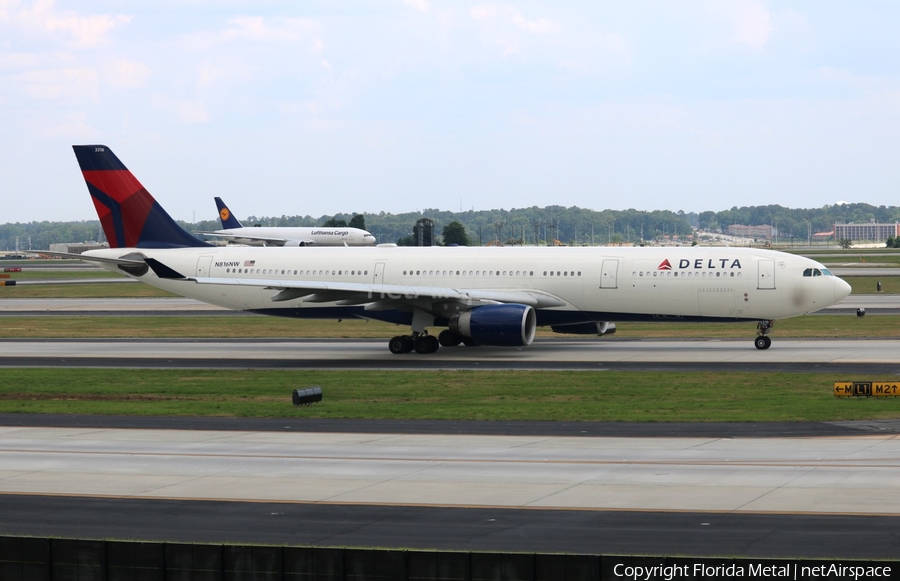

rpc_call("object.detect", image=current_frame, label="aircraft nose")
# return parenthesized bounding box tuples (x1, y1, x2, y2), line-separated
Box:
(834, 277, 852, 303)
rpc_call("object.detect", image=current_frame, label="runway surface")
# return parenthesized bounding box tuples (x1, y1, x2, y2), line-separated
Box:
(5, 413, 897, 438)
(3, 337, 900, 373)
(0, 297, 226, 314)
(1, 424, 900, 558)
(3, 295, 900, 559)
(5, 426, 900, 514)
(5, 494, 899, 559)
(828, 267, 899, 277)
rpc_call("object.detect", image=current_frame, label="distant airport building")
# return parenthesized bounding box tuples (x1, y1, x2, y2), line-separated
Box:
(49, 242, 110, 254)
(727, 224, 778, 240)
(833, 222, 900, 242)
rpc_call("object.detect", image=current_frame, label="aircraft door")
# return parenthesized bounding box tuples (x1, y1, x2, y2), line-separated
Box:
(600, 259, 619, 289)
(374, 262, 385, 284)
(196, 256, 213, 278)
(758, 259, 775, 289)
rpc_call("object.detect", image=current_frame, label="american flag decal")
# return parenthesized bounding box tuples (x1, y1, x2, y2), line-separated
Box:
(244, 260, 255, 267)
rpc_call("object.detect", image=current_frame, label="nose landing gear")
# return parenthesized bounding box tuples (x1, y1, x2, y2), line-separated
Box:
(755, 320, 774, 350)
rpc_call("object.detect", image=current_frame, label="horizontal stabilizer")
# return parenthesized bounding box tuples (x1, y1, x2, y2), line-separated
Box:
(21, 250, 145, 267)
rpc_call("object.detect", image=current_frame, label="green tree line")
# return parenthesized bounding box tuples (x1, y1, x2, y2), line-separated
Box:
(3, 203, 899, 251)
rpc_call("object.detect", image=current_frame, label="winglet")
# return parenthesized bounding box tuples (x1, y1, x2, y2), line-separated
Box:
(214, 197, 244, 229)
(145, 258, 187, 280)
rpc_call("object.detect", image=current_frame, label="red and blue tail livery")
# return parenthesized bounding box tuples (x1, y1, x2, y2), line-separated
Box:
(73, 145, 211, 249)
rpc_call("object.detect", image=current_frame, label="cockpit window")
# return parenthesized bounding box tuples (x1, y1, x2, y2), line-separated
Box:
(821, 268, 833, 276)
(813, 269, 822, 276)
(803, 268, 812, 277)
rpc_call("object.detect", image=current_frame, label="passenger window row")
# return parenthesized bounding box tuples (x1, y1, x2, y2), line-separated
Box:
(221, 267, 592, 279)
(401, 270, 582, 277)
(225, 268, 369, 276)
(633, 271, 742, 278)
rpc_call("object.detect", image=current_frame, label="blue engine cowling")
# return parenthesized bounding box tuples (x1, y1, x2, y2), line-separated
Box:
(449, 304, 536, 346)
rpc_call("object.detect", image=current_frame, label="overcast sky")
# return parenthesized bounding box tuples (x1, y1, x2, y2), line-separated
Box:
(2, 1, 899, 223)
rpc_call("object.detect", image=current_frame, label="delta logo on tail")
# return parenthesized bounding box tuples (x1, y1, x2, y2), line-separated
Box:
(657, 259, 673, 270)
(72, 145, 210, 249)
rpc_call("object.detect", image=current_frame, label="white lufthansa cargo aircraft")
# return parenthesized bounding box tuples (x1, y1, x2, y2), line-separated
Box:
(71, 145, 851, 354)
(202, 196, 376, 247)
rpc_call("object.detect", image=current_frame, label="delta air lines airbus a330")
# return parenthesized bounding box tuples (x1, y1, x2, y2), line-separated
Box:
(71, 145, 851, 354)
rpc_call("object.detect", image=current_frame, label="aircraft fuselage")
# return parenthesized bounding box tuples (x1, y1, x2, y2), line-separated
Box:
(86, 245, 849, 327)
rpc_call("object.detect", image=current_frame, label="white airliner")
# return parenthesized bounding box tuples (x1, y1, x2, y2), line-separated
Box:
(202, 196, 376, 247)
(70, 145, 852, 354)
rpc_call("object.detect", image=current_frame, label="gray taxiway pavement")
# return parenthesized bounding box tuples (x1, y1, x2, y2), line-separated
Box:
(2, 423, 900, 558)
(5, 494, 899, 559)
(4, 426, 900, 515)
(2, 337, 900, 373)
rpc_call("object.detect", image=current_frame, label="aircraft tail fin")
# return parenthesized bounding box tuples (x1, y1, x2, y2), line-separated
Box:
(72, 145, 212, 249)
(214, 197, 244, 229)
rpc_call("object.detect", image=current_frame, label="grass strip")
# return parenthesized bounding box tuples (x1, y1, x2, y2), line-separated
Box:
(0, 369, 898, 422)
(841, 277, 900, 294)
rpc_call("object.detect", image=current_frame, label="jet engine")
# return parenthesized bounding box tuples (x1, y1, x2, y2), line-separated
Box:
(449, 304, 536, 346)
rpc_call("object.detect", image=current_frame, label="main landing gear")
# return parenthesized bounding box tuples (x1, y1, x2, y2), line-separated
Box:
(754, 320, 774, 350)
(388, 330, 474, 354)
(388, 333, 439, 354)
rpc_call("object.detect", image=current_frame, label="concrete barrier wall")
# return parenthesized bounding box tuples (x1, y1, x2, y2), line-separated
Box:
(0, 536, 894, 580)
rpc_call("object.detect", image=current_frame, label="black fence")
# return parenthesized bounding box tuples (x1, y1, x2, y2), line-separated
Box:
(0, 537, 895, 581)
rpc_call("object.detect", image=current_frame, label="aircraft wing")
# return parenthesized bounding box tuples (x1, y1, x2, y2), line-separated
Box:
(197, 232, 315, 246)
(198, 232, 299, 246)
(144, 258, 566, 309)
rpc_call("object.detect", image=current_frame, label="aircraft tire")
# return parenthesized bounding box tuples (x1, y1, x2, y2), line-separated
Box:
(389, 336, 412, 354)
(414, 335, 434, 354)
(438, 330, 462, 347)
(754, 336, 771, 350)
(426, 335, 440, 353)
